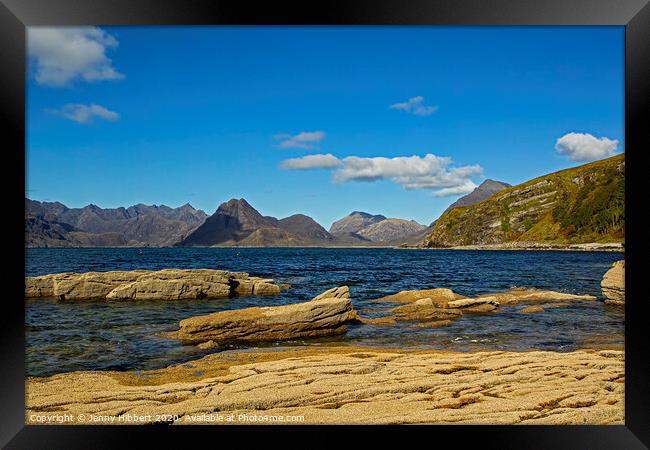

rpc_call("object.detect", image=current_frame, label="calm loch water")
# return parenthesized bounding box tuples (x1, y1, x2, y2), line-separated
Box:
(25, 248, 624, 377)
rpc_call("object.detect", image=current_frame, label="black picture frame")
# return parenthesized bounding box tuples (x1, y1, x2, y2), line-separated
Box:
(2, 0, 648, 448)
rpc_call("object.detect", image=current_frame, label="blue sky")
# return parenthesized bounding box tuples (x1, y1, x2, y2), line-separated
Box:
(26, 26, 624, 227)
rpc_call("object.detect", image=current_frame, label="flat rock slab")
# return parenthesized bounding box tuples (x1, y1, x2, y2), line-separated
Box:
(173, 286, 359, 345)
(25, 269, 283, 301)
(26, 347, 624, 425)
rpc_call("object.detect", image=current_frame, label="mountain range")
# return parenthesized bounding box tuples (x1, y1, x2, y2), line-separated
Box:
(178, 200, 426, 247)
(24, 177, 512, 248)
(27, 156, 621, 249)
(26, 200, 208, 247)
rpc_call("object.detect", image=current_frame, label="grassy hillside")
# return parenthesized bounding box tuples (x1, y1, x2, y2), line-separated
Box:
(422, 154, 625, 247)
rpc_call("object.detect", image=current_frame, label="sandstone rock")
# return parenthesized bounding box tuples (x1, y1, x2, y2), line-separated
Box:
(604, 299, 625, 306)
(311, 285, 350, 301)
(197, 340, 219, 350)
(390, 302, 463, 323)
(461, 303, 498, 313)
(374, 288, 463, 306)
(26, 347, 624, 425)
(414, 298, 434, 306)
(475, 289, 596, 305)
(361, 287, 594, 326)
(174, 286, 359, 345)
(25, 269, 282, 301)
(601, 260, 624, 304)
(52, 270, 151, 300)
(447, 297, 500, 308)
(519, 306, 545, 313)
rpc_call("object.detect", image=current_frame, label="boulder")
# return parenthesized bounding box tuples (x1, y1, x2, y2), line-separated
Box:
(601, 260, 624, 304)
(25, 269, 283, 301)
(519, 306, 545, 314)
(174, 286, 359, 345)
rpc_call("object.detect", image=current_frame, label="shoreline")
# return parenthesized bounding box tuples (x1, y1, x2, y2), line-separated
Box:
(26, 242, 624, 252)
(26, 345, 624, 425)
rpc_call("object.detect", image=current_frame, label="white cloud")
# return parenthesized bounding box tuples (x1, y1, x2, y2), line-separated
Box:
(389, 96, 438, 116)
(279, 153, 341, 170)
(555, 132, 619, 162)
(47, 103, 120, 123)
(430, 181, 478, 197)
(28, 27, 124, 87)
(275, 131, 326, 150)
(281, 153, 482, 197)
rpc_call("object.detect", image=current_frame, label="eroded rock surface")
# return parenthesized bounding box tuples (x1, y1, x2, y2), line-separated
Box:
(26, 347, 624, 425)
(25, 269, 283, 301)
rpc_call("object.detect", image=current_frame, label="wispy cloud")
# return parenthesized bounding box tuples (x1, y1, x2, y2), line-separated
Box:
(274, 131, 326, 150)
(279, 153, 341, 170)
(47, 103, 120, 124)
(555, 132, 619, 162)
(280, 153, 481, 197)
(389, 96, 438, 116)
(28, 27, 124, 87)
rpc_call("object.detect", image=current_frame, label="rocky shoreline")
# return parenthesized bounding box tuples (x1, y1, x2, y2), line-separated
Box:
(402, 242, 624, 252)
(25, 264, 625, 425)
(26, 346, 624, 425)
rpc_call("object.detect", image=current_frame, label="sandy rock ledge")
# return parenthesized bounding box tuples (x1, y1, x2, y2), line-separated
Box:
(26, 346, 624, 425)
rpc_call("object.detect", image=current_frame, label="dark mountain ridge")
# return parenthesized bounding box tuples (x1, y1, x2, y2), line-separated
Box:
(179, 199, 339, 247)
(26, 199, 207, 247)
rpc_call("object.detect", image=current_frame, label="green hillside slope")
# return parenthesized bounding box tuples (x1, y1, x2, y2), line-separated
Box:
(422, 154, 625, 247)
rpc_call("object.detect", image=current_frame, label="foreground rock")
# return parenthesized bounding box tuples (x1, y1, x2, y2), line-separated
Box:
(25, 269, 283, 301)
(601, 260, 625, 305)
(173, 286, 360, 345)
(26, 346, 624, 425)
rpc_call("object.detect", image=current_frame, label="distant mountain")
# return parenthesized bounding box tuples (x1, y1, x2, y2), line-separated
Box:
(277, 214, 334, 242)
(422, 155, 625, 247)
(179, 199, 339, 247)
(357, 219, 426, 243)
(25, 199, 207, 247)
(236, 228, 313, 247)
(329, 212, 425, 244)
(443, 179, 511, 214)
(329, 211, 387, 235)
(178, 198, 277, 246)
